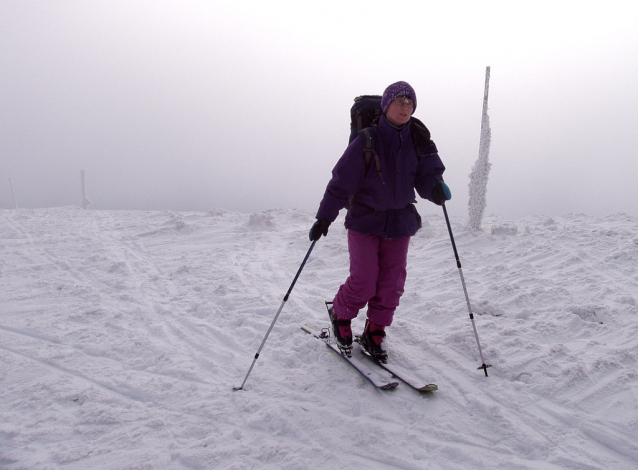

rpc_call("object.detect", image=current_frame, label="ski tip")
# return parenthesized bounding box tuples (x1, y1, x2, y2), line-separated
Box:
(417, 384, 438, 392)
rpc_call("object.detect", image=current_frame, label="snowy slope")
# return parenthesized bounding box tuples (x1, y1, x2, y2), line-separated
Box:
(1, 207, 638, 469)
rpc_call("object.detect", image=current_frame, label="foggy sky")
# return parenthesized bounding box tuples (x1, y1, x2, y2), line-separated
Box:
(2, 0, 637, 219)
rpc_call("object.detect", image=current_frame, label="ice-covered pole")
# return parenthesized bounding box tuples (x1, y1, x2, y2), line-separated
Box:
(9, 177, 17, 209)
(81, 170, 92, 210)
(468, 66, 492, 231)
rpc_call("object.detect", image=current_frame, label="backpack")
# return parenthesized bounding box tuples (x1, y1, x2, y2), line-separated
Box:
(349, 95, 383, 143)
(349, 95, 437, 186)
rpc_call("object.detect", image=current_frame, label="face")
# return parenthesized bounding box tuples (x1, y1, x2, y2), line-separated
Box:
(385, 96, 414, 127)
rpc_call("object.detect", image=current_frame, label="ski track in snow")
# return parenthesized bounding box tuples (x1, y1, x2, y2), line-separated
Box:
(1, 207, 638, 469)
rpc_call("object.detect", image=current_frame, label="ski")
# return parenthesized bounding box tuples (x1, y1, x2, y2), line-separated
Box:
(359, 345, 438, 392)
(301, 324, 399, 390)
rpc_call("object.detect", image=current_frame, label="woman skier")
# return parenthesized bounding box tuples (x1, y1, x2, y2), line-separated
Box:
(309, 81, 451, 362)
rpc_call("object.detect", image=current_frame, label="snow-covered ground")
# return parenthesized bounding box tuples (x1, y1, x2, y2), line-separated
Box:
(2, 206, 638, 469)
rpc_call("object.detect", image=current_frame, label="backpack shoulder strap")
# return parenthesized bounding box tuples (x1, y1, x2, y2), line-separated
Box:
(361, 127, 384, 185)
(346, 127, 385, 209)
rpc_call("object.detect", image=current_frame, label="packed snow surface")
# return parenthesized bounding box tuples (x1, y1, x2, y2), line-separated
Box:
(2, 207, 638, 469)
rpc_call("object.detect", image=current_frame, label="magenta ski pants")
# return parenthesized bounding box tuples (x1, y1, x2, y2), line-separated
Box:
(333, 230, 410, 327)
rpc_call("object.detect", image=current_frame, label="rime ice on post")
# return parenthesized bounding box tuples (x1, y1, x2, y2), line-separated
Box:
(468, 66, 492, 231)
(81, 170, 92, 210)
(9, 177, 18, 209)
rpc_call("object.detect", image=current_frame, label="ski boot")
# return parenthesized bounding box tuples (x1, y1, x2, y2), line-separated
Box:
(360, 319, 388, 363)
(326, 302, 352, 356)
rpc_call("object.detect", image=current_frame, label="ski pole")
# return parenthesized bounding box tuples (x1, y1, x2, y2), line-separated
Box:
(233, 240, 317, 391)
(441, 202, 491, 376)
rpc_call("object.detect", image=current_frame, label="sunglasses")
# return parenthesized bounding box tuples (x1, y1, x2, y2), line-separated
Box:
(394, 97, 414, 108)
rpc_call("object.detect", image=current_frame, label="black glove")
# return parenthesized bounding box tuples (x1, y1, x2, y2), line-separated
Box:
(309, 219, 331, 241)
(431, 180, 452, 206)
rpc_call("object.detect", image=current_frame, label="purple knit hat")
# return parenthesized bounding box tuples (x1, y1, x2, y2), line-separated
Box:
(381, 81, 417, 113)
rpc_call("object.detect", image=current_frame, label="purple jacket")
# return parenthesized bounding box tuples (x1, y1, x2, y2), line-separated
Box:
(316, 116, 445, 238)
